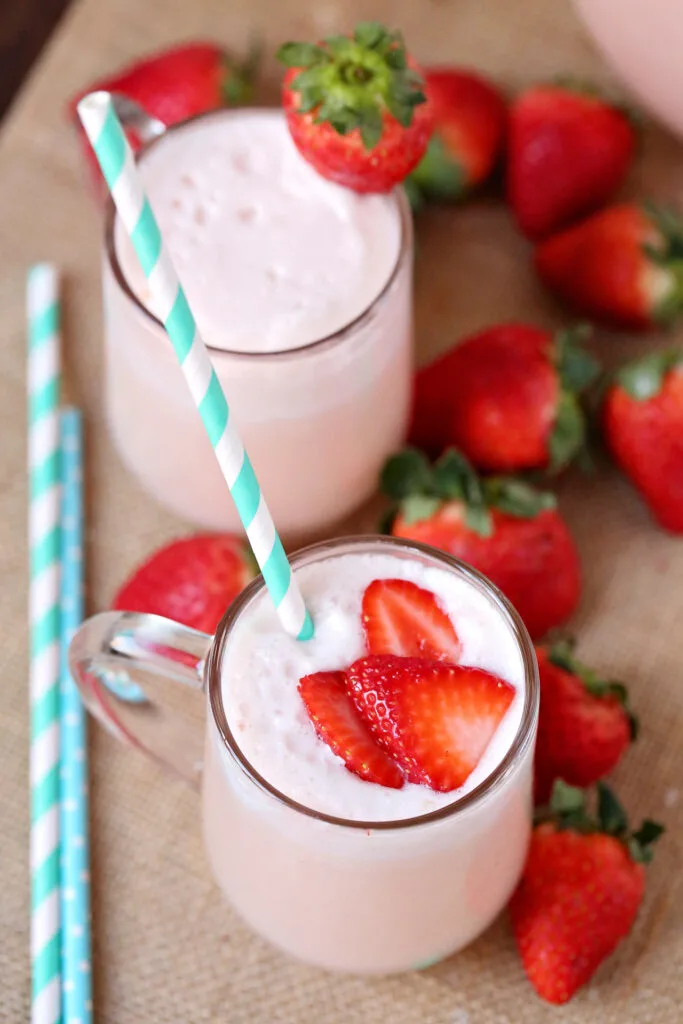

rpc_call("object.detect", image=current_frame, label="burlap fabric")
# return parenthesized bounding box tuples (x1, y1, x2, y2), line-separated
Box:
(1, 0, 682, 1019)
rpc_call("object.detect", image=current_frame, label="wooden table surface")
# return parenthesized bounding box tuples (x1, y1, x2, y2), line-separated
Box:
(1, 1, 682, 1021)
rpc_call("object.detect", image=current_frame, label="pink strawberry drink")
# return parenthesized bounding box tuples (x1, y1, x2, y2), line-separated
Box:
(103, 109, 412, 539)
(202, 537, 539, 972)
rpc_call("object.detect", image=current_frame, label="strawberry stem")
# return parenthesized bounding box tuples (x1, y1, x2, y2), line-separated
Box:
(542, 781, 664, 863)
(277, 22, 427, 150)
(615, 347, 683, 402)
(221, 38, 262, 105)
(548, 327, 601, 473)
(642, 204, 683, 326)
(547, 639, 638, 738)
(380, 447, 555, 536)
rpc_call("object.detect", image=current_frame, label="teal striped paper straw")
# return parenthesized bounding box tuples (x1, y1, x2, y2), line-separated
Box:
(27, 263, 62, 1024)
(77, 92, 313, 642)
(59, 409, 92, 1024)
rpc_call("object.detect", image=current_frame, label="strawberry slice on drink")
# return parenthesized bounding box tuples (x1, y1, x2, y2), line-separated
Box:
(346, 656, 515, 791)
(298, 671, 405, 789)
(362, 578, 461, 662)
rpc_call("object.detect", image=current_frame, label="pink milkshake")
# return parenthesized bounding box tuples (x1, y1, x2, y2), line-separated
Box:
(201, 537, 538, 973)
(68, 536, 538, 973)
(103, 109, 413, 538)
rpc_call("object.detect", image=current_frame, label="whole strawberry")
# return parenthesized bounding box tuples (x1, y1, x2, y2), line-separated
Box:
(410, 323, 600, 472)
(408, 68, 507, 204)
(603, 348, 683, 531)
(277, 22, 433, 193)
(112, 533, 256, 634)
(508, 82, 635, 240)
(534, 640, 636, 804)
(536, 203, 683, 330)
(382, 448, 581, 639)
(510, 781, 663, 1004)
(69, 42, 257, 199)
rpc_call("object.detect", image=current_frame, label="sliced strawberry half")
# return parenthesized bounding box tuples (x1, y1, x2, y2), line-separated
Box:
(346, 656, 515, 791)
(298, 671, 405, 790)
(362, 578, 461, 663)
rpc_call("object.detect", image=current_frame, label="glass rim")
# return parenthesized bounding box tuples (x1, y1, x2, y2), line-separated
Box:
(206, 534, 539, 832)
(103, 106, 413, 361)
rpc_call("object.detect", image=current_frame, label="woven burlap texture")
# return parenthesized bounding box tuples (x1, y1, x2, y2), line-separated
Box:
(1, 0, 682, 1020)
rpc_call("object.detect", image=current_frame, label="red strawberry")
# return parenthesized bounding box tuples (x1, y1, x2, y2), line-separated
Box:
(68, 42, 256, 199)
(298, 670, 404, 789)
(534, 641, 636, 804)
(603, 348, 683, 531)
(361, 578, 461, 662)
(112, 534, 256, 634)
(536, 203, 683, 330)
(346, 655, 515, 791)
(382, 448, 581, 639)
(277, 22, 433, 194)
(508, 82, 635, 240)
(510, 781, 663, 1004)
(410, 323, 599, 472)
(408, 68, 507, 203)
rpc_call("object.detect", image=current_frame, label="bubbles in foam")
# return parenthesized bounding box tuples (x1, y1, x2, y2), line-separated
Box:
(115, 109, 401, 353)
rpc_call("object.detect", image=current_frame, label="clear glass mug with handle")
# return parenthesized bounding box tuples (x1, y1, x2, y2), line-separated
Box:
(69, 535, 539, 974)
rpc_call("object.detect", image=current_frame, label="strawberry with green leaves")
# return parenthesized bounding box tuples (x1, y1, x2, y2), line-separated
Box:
(603, 348, 683, 531)
(535, 203, 683, 330)
(535, 640, 636, 804)
(408, 68, 507, 205)
(112, 534, 256, 634)
(410, 323, 600, 473)
(508, 82, 636, 240)
(277, 22, 433, 193)
(382, 448, 581, 639)
(69, 42, 257, 200)
(511, 780, 663, 1004)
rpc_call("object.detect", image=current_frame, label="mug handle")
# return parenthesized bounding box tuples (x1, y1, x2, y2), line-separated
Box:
(68, 611, 212, 784)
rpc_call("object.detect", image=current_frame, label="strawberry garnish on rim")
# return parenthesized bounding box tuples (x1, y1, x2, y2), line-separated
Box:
(346, 656, 515, 792)
(277, 22, 433, 193)
(362, 578, 461, 663)
(298, 671, 405, 789)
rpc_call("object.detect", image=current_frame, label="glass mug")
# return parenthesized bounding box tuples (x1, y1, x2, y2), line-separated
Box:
(69, 536, 539, 974)
(102, 104, 414, 541)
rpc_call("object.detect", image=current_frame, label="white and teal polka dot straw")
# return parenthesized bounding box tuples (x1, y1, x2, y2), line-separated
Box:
(59, 408, 92, 1024)
(78, 92, 313, 641)
(27, 263, 62, 1024)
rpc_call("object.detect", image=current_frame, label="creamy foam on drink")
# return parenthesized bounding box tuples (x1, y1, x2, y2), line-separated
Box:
(221, 552, 525, 822)
(115, 109, 401, 353)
